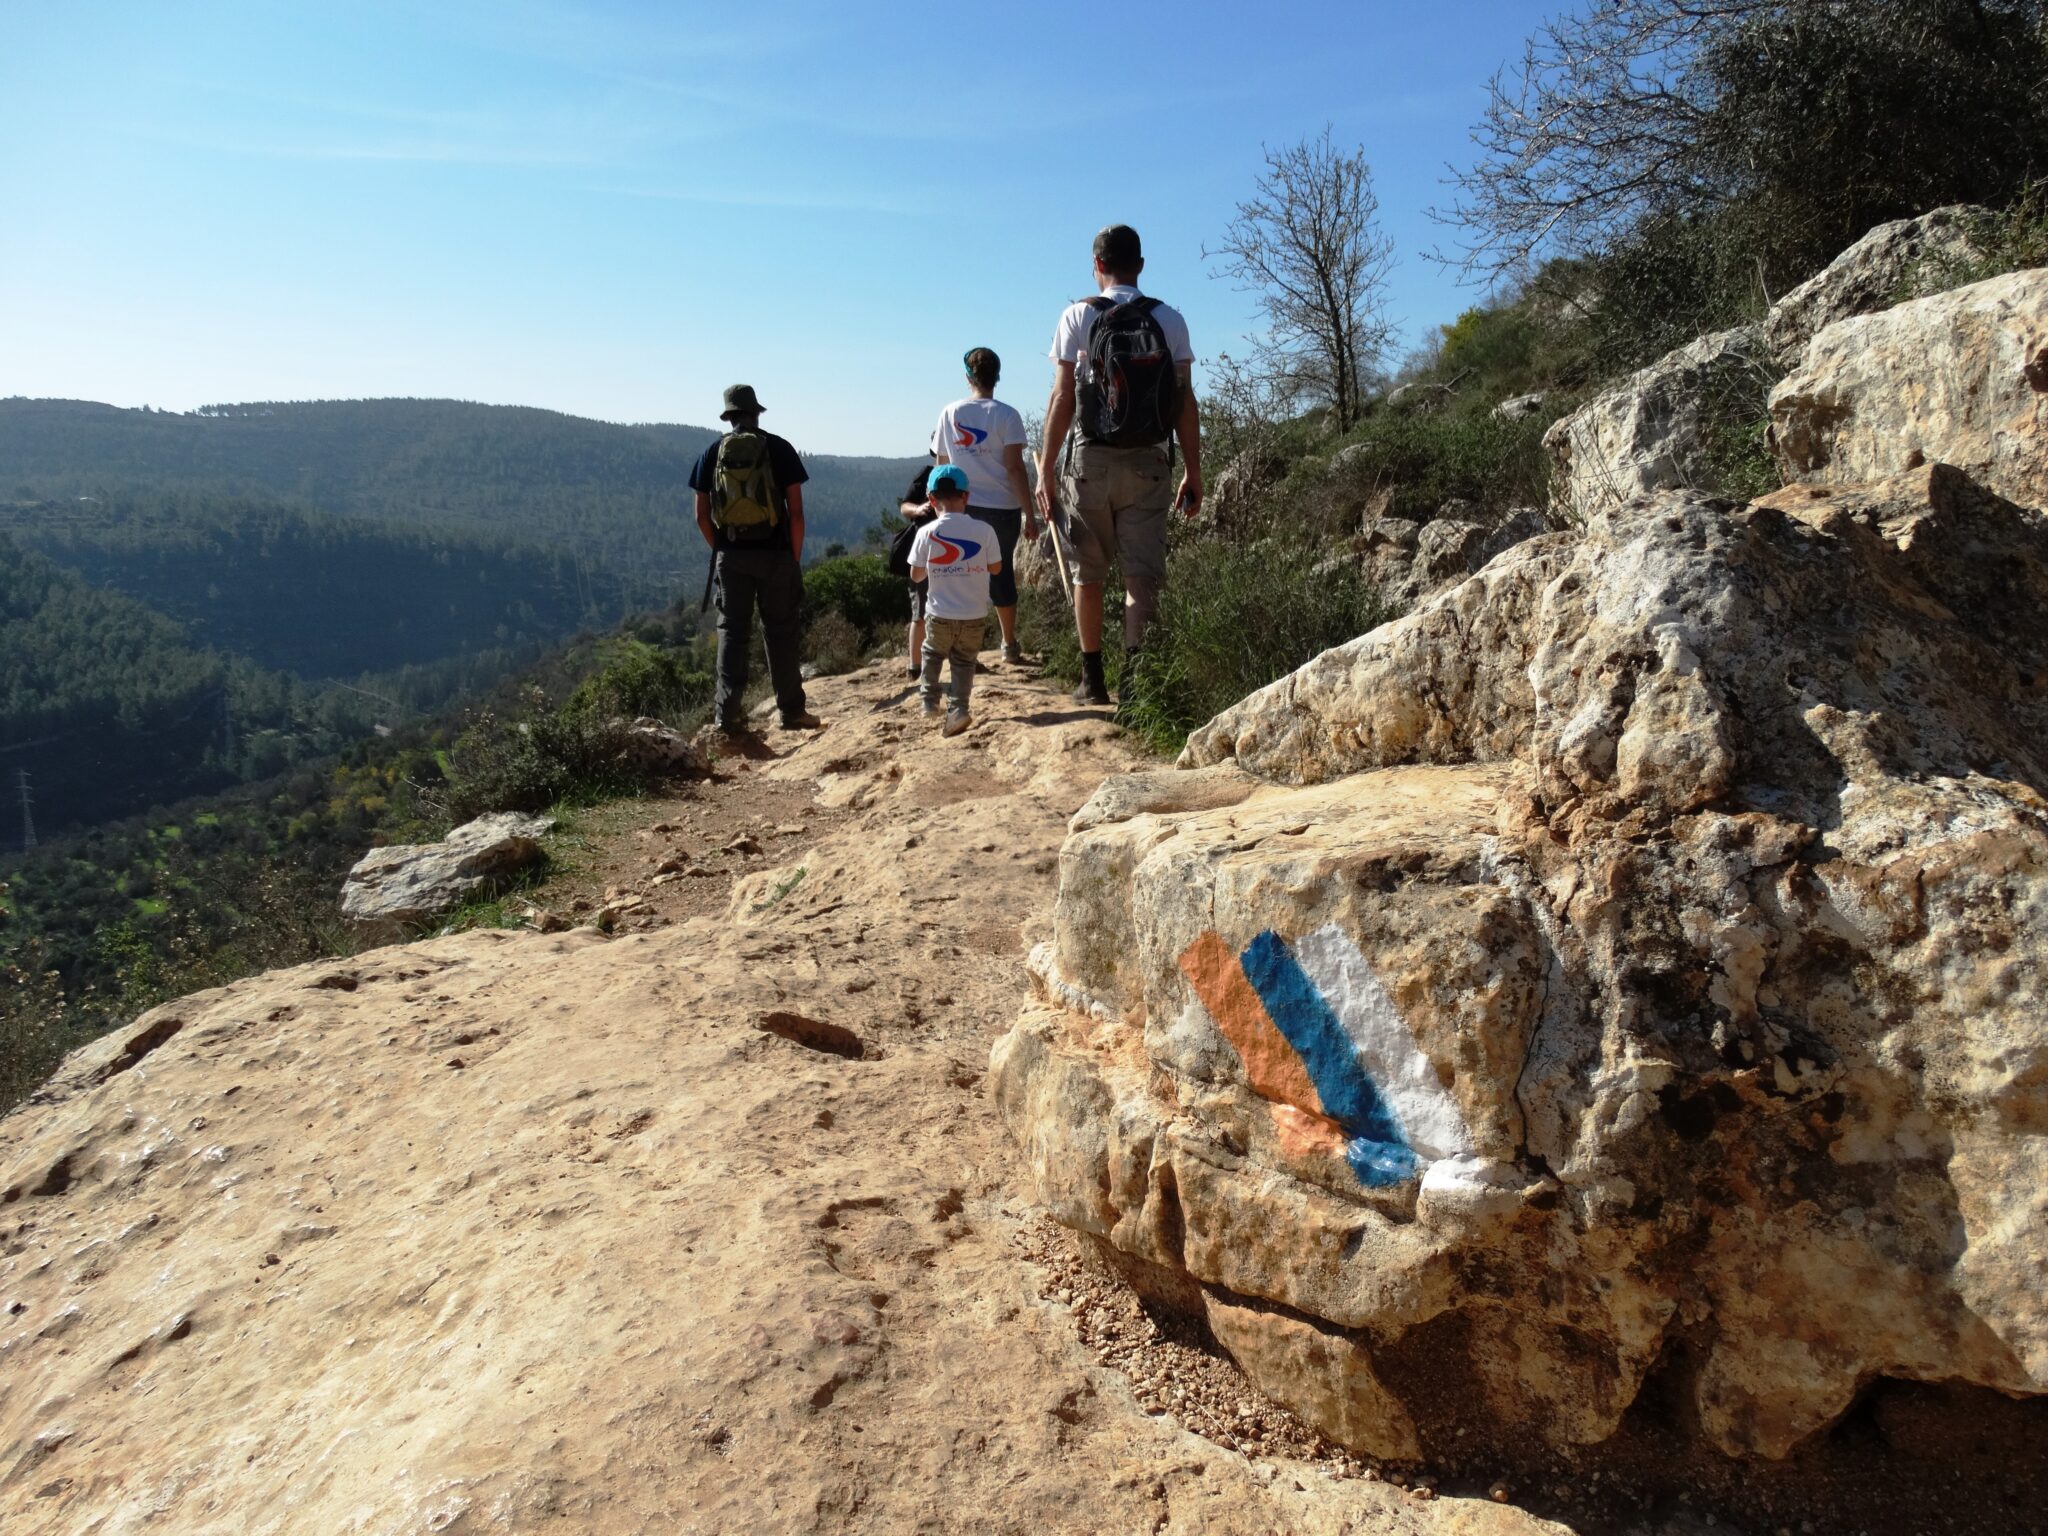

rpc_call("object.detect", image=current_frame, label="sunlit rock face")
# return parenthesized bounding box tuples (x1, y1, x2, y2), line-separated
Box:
(1771, 267, 2048, 514)
(997, 468, 2048, 1462)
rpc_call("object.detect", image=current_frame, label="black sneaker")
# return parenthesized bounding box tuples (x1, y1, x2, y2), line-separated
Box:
(1072, 675, 1111, 706)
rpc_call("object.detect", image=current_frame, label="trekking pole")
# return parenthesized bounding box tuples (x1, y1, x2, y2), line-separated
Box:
(1046, 509, 1076, 599)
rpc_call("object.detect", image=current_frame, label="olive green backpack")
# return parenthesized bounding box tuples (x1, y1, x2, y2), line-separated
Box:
(710, 430, 780, 544)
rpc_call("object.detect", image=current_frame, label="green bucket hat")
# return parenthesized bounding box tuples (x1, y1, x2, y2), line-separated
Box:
(720, 383, 767, 421)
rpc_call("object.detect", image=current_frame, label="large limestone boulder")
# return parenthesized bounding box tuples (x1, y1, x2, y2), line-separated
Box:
(1356, 508, 1552, 613)
(340, 812, 552, 939)
(1770, 266, 2048, 512)
(1762, 204, 1992, 365)
(996, 466, 2048, 1464)
(1541, 326, 1776, 522)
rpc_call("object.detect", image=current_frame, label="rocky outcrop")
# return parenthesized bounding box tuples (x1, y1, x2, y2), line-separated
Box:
(1770, 267, 2048, 512)
(1355, 508, 1551, 613)
(613, 716, 706, 776)
(1490, 391, 1547, 422)
(1762, 204, 1993, 365)
(339, 811, 552, 938)
(1541, 326, 1775, 521)
(996, 465, 2048, 1464)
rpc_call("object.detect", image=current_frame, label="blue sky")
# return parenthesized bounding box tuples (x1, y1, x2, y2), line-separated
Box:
(1, 1, 1539, 454)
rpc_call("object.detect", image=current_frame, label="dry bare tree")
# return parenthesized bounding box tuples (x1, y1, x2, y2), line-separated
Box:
(1434, 0, 2048, 285)
(1207, 129, 1396, 434)
(1432, 1, 1772, 282)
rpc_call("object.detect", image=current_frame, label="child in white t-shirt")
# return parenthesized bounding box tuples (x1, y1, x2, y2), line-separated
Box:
(908, 464, 1002, 737)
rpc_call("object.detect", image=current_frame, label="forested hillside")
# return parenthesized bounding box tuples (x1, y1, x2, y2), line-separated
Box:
(0, 536, 393, 837)
(6, 489, 608, 678)
(0, 397, 922, 607)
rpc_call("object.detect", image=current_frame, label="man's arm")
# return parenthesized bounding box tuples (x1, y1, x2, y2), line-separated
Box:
(786, 483, 805, 564)
(1036, 361, 1077, 519)
(910, 563, 928, 583)
(1173, 363, 1202, 518)
(694, 490, 716, 549)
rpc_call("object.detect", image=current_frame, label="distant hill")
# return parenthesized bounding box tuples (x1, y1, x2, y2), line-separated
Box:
(0, 535, 385, 836)
(4, 489, 606, 680)
(0, 397, 923, 609)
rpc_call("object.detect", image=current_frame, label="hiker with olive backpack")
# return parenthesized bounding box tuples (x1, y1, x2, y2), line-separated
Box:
(1035, 224, 1202, 707)
(690, 383, 822, 734)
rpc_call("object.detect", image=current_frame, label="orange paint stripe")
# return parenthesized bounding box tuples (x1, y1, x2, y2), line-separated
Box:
(1178, 931, 1326, 1118)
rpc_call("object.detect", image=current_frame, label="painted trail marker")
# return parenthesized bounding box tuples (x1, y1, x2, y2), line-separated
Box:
(1179, 924, 1474, 1187)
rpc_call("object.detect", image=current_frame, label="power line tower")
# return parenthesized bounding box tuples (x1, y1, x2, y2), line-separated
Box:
(16, 769, 35, 853)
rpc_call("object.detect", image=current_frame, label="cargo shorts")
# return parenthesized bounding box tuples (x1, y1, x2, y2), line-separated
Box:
(1061, 440, 1172, 594)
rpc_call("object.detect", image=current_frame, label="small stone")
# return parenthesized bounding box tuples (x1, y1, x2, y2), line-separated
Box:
(809, 1313, 862, 1346)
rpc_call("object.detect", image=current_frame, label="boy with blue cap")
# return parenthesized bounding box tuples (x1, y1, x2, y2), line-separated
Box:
(908, 465, 1003, 737)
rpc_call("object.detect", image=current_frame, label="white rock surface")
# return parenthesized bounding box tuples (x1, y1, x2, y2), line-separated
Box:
(1770, 266, 2048, 511)
(339, 811, 552, 938)
(1002, 467, 2048, 1466)
(1542, 326, 1775, 522)
(1762, 204, 1993, 364)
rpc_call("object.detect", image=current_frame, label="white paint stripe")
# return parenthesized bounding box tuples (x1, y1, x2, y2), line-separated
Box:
(1290, 924, 1474, 1162)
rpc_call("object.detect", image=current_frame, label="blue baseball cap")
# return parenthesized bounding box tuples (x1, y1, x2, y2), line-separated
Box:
(929, 465, 969, 496)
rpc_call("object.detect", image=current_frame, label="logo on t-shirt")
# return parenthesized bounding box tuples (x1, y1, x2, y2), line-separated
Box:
(953, 423, 988, 448)
(929, 533, 982, 565)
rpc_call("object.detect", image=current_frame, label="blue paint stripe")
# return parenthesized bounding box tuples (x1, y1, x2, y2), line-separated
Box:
(1240, 931, 1419, 1188)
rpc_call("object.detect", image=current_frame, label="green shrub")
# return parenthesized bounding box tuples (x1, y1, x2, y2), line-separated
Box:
(1018, 523, 1393, 759)
(803, 610, 864, 676)
(1289, 409, 1556, 534)
(563, 638, 712, 725)
(443, 695, 640, 820)
(802, 552, 908, 647)
(1119, 535, 1392, 756)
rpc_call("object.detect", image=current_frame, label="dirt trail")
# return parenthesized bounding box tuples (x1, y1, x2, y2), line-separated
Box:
(0, 659, 1565, 1535)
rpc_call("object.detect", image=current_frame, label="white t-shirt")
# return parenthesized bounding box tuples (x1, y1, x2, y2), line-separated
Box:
(1049, 283, 1195, 383)
(933, 396, 1027, 510)
(909, 511, 1001, 621)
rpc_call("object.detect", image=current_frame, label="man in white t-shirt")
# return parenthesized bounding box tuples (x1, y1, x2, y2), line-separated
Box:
(1034, 223, 1202, 707)
(933, 347, 1037, 665)
(908, 464, 1003, 738)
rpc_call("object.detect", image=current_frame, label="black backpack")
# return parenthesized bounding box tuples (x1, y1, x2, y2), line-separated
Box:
(889, 511, 934, 578)
(1078, 295, 1181, 448)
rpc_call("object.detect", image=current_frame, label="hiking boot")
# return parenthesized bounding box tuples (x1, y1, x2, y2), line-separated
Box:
(905, 661, 921, 679)
(921, 696, 943, 719)
(1001, 640, 1026, 666)
(943, 708, 971, 738)
(1072, 650, 1111, 706)
(716, 717, 752, 739)
(779, 711, 824, 731)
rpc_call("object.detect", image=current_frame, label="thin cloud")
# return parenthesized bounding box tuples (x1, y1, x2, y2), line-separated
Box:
(596, 183, 914, 216)
(117, 121, 597, 167)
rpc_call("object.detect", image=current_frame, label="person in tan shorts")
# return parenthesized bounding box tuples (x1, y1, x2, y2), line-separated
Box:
(1034, 224, 1202, 706)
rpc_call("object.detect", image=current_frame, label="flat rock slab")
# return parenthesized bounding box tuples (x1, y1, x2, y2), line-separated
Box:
(0, 663, 1564, 1536)
(339, 811, 554, 940)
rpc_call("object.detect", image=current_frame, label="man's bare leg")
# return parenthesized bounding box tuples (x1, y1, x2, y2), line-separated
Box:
(1073, 582, 1104, 651)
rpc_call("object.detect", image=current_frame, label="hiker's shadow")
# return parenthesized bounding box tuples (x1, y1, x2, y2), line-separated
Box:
(1021, 709, 1113, 727)
(710, 731, 783, 763)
